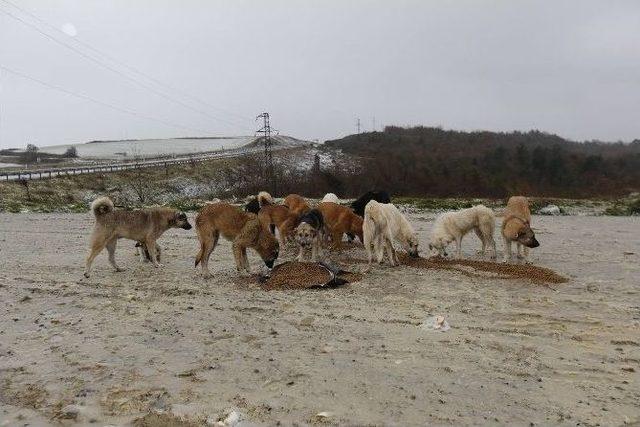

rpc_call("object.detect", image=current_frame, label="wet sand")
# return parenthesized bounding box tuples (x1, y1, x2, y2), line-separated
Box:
(0, 212, 638, 426)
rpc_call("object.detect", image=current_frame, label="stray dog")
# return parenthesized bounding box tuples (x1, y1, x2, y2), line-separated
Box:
(321, 193, 339, 204)
(317, 202, 363, 249)
(257, 204, 300, 247)
(294, 209, 325, 262)
(363, 200, 419, 268)
(195, 202, 279, 278)
(351, 190, 391, 217)
(283, 194, 311, 216)
(502, 196, 539, 263)
(84, 197, 192, 278)
(429, 205, 496, 259)
(135, 241, 161, 263)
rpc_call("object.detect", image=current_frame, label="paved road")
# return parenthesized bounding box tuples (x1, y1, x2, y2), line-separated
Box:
(0, 145, 274, 181)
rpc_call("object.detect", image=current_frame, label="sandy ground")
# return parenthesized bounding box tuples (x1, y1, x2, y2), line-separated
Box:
(0, 212, 638, 426)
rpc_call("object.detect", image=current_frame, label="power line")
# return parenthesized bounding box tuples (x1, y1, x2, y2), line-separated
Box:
(0, 5, 252, 133)
(256, 112, 275, 194)
(0, 65, 213, 134)
(0, 0, 252, 126)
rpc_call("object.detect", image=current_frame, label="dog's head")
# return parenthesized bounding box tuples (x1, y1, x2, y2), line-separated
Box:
(295, 222, 318, 249)
(428, 238, 449, 257)
(514, 225, 539, 248)
(406, 234, 419, 258)
(248, 219, 279, 268)
(172, 211, 192, 230)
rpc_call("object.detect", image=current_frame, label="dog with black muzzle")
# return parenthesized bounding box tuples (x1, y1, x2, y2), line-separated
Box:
(195, 202, 279, 278)
(502, 196, 539, 263)
(294, 209, 325, 262)
(84, 197, 192, 278)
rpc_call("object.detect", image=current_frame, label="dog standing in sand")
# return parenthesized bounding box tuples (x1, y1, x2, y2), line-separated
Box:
(195, 202, 279, 278)
(294, 209, 325, 262)
(363, 200, 419, 268)
(317, 202, 363, 249)
(429, 205, 496, 259)
(84, 197, 192, 278)
(502, 196, 539, 263)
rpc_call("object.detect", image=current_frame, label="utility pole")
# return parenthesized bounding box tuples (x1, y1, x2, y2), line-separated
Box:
(372, 116, 376, 132)
(356, 118, 361, 134)
(256, 112, 275, 194)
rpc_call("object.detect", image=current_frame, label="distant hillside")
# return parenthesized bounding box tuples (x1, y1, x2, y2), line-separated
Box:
(322, 126, 640, 198)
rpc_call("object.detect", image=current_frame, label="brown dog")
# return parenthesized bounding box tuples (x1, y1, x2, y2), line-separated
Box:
(283, 194, 311, 217)
(257, 204, 300, 247)
(502, 196, 539, 263)
(84, 197, 192, 278)
(195, 202, 279, 278)
(317, 202, 363, 249)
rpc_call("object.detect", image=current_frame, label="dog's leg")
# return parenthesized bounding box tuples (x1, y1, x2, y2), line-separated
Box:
(331, 230, 343, 250)
(231, 241, 249, 276)
(503, 237, 512, 263)
(84, 236, 107, 278)
(199, 232, 217, 279)
(296, 245, 305, 262)
(455, 235, 463, 259)
(523, 246, 530, 263)
(474, 228, 486, 255)
(385, 238, 397, 266)
(242, 247, 252, 274)
(311, 240, 319, 262)
(146, 238, 162, 268)
(106, 237, 124, 272)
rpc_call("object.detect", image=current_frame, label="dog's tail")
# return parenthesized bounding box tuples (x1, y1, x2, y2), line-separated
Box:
(91, 197, 114, 217)
(257, 191, 273, 207)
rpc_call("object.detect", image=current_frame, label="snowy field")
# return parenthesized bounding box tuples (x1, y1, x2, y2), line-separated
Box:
(38, 136, 255, 160)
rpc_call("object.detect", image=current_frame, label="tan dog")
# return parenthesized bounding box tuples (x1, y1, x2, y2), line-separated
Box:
(502, 196, 539, 263)
(283, 194, 311, 216)
(294, 209, 325, 262)
(195, 202, 279, 278)
(84, 197, 192, 278)
(257, 204, 299, 247)
(317, 202, 363, 249)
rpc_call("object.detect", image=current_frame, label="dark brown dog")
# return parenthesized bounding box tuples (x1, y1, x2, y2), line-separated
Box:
(317, 202, 364, 249)
(195, 202, 279, 278)
(84, 197, 191, 278)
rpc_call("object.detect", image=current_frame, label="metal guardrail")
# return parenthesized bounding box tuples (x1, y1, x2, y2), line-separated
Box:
(0, 146, 271, 182)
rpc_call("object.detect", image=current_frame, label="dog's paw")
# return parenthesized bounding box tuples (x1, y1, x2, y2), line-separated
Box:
(153, 263, 164, 268)
(83, 272, 90, 278)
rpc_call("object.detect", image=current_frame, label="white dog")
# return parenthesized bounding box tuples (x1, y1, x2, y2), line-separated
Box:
(363, 200, 419, 268)
(321, 193, 339, 204)
(429, 205, 496, 259)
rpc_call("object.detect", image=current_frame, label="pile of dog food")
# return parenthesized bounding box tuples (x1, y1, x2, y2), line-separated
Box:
(261, 261, 361, 290)
(399, 254, 568, 285)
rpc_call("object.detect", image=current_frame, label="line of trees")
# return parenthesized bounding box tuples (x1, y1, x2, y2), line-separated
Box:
(316, 127, 640, 198)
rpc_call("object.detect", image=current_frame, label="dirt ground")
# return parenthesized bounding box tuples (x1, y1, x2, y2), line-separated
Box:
(0, 212, 638, 426)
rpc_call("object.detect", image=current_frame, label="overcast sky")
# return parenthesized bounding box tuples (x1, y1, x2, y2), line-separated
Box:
(1, 0, 639, 149)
